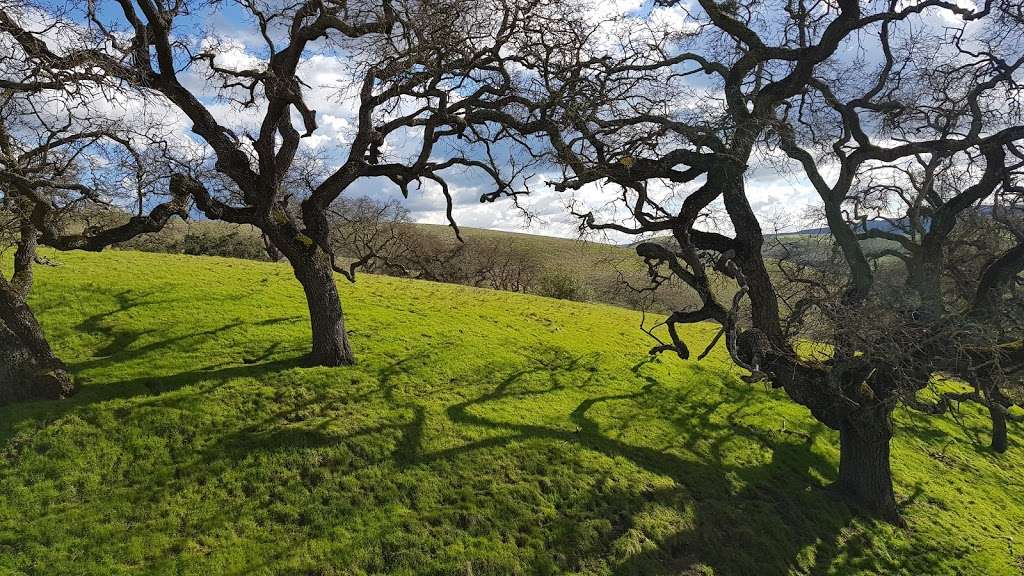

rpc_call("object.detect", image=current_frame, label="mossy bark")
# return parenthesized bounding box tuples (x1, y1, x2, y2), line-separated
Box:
(0, 219, 74, 405)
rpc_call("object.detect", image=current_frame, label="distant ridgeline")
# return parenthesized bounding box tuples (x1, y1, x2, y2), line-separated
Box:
(793, 205, 1020, 236)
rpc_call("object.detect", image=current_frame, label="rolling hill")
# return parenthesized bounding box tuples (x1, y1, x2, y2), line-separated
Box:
(1, 250, 1021, 575)
(113, 217, 709, 313)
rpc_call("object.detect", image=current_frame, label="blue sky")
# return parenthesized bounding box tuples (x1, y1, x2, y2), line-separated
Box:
(51, 0, 967, 241)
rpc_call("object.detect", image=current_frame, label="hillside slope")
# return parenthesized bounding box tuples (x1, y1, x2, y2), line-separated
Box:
(0, 250, 1021, 575)
(112, 218, 706, 313)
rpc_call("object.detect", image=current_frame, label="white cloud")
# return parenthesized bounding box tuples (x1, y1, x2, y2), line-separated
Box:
(12, 2, 881, 241)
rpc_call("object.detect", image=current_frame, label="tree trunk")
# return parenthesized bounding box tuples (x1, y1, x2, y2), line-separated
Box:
(989, 403, 1008, 453)
(835, 409, 901, 524)
(262, 232, 283, 262)
(0, 278, 75, 405)
(12, 214, 36, 295)
(289, 251, 354, 367)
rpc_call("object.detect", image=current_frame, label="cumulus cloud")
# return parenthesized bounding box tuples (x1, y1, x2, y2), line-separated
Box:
(33, 0, 974, 242)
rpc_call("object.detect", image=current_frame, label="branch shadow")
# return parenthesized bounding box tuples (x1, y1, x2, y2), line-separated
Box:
(161, 343, 952, 575)
(0, 320, 306, 444)
(2, 323, 966, 575)
(405, 348, 938, 575)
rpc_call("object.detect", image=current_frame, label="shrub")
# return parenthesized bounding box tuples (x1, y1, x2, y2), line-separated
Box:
(535, 269, 589, 301)
(181, 225, 268, 261)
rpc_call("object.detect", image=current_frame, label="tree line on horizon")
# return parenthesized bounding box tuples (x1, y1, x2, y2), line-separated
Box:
(1, 0, 1022, 524)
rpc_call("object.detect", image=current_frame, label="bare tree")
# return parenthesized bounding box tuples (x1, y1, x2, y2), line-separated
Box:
(486, 0, 1024, 522)
(825, 153, 1024, 453)
(770, 0, 1024, 460)
(0, 87, 185, 403)
(469, 239, 540, 292)
(327, 197, 542, 292)
(0, 194, 73, 403)
(327, 195, 416, 278)
(0, 0, 538, 366)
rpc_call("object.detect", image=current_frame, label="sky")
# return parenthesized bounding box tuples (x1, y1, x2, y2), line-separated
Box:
(32, 0, 951, 243)
(173, 0, 823, 241)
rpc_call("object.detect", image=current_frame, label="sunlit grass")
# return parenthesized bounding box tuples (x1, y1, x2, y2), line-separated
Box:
(0, 250, 1021, 575)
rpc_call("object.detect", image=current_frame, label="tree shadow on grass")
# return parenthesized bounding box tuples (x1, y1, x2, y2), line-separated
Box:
(407, 348, 942, 576)
(71, 310, 305, 373)
(72, 289, 162, 358)
(0, 333, 957, 575)
(70, 351, 437, 575)
(207, 350, 431, 463)
(896, 399, 1024, 455)
(32, 285, 305, 373)
(0, 331, 305, 443)
(150, 344, 949, 575)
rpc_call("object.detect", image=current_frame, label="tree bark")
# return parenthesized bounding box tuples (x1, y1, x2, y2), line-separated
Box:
(289, 250, 354, 367)
(989, 403, 1008, 453)
(0, 277, 75, 404)
(262, 232, 283, 262)
(11, 214, 36, 295)
(835, 407, 901, 523)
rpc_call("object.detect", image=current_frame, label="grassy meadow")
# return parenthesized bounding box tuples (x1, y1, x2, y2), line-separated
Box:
(0, 250, 1021, 575)
(112, 218, 708, 313)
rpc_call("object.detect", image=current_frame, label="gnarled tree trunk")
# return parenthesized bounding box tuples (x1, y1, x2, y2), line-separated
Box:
(292, 253, 354, 366)
(1, 217, 74, 405)
(835, 406, 900, 523)
(277, 230, 354, 366)
(0, 278, 74, 405)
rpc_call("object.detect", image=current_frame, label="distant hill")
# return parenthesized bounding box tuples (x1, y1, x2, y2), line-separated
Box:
(108, 205, 1017, 313)
(793, 204, 1020, 236)
(793, 218, 917, 236)
(112, 218, 710, 314)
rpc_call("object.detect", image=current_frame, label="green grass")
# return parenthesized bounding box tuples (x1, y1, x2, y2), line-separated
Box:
(113, 218, 707, 313)
(1, 250, 1022, 575)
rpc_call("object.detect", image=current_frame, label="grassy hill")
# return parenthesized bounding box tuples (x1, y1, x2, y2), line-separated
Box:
(1, 250, 1022, 575)
(112, 218, 706, 313)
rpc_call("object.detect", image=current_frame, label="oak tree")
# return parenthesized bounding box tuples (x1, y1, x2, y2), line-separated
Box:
(490, 0, 1024, 521)
(0, 0, 538, 366)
